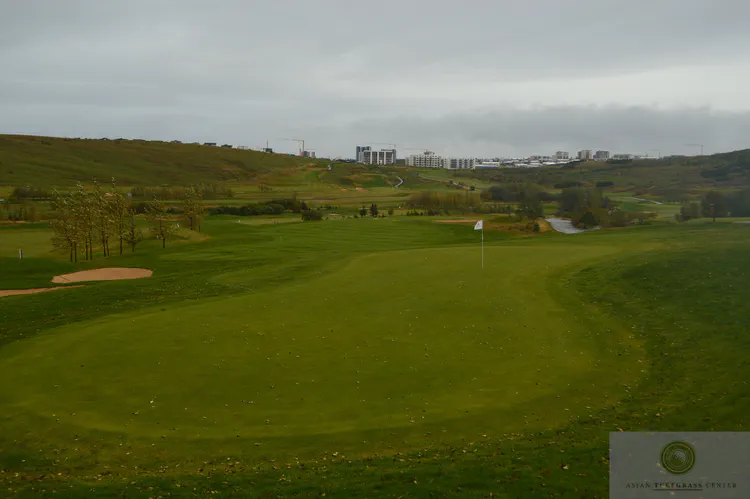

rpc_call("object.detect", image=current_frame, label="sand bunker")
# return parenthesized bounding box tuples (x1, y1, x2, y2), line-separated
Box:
(52, 268, 153, 284)
(0, 286, 83, 298)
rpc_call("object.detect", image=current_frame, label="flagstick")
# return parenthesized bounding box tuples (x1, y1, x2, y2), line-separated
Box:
(481, 226, 484, 270)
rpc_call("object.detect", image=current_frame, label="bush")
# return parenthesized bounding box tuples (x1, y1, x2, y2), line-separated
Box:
(553, 181, 582, 189)
(301, 210, 323, 221)
(596, 181, 614, 187)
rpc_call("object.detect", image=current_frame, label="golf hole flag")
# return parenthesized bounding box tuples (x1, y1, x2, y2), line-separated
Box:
(474, 220, 483, 230)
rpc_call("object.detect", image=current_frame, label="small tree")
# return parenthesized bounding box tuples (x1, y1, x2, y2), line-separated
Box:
(301, 210, 323, 221)
(369, 203, 379, 217)
(387, 207, 394, 216)
(578, 211, 599, 228)
(50, 190, 80, 262)
(181, 186, 205, 231)
(359, 206, 368, 217)
(124, 211, 144, 252)
(108, 183, 131, 255)
(146, 198, 177, 248)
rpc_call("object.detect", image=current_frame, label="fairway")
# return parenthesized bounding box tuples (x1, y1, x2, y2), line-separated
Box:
(2, 216, 749, 497)
(0, 229, 641, 466)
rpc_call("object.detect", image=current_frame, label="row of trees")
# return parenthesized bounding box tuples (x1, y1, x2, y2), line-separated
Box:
(51, 182, 139, 261)
(1, 201, 38, 222)
(676, 188, 750, 221)
(209, 198, 310, 217)
(408, 190, 481, 210)
(129, 183, 234, 200)
(50, 183, 205, 261)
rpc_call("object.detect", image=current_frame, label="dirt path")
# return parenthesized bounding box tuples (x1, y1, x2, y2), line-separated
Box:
(0, 286, 83, 298)
(52, 268, 152, 284)
(545, 218, 600, 234)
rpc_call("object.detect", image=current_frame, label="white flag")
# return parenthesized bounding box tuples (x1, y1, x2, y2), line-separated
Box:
(474, 220, 483, 230)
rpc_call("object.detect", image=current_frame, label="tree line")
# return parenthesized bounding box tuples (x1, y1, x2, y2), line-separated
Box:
(129, 183, 234, 200)
(209, 198, 310, 217)
(676, 188, 750, 222)
(50, 183, 205, 261)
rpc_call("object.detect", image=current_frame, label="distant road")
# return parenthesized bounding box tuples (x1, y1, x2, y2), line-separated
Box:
(545, 218, 599, 234)
(631, 197, 663, 205)
(395, 176, 404, 188)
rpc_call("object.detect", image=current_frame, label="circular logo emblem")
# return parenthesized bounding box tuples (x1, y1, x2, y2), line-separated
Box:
(660, 441, 696, 475)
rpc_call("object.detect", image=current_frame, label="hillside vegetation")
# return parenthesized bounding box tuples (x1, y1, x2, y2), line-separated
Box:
(458, 149, 750, 199)
(0, 135, 323, 186)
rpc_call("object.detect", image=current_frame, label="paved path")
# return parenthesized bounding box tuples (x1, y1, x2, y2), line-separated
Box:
(631, 197, 663, 205)
(545, 218, 600, 234)
(394, 176, 404, 188)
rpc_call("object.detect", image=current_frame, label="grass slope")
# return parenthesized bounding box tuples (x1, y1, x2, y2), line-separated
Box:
(0, 135, 323, 186)
(0, 219, 749, 497)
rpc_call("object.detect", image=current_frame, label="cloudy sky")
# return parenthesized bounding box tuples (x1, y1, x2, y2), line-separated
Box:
(2, 0, 750, 158)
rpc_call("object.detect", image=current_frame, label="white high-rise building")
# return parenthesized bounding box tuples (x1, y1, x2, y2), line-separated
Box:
(360, 148, 396, 165)
(444, 158, 475, 169)
(555, 151, 570, 161)
(406, 151, 443, 168)
(577, 150, 593, 160)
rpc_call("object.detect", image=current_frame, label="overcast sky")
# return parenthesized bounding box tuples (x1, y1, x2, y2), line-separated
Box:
(2, 0, 750, 158)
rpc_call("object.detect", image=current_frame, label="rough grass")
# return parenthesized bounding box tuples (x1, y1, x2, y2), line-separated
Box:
(0, 219, 749, 497)
(0, 135, 323, 186)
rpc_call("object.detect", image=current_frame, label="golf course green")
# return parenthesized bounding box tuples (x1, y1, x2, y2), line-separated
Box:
(1, 216, 749, 497)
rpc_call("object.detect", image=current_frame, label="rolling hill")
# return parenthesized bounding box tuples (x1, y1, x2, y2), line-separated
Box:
(0, 134, 324, 186)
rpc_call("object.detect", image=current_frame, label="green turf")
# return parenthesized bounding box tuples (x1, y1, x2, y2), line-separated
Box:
(1, 217, 749, 497)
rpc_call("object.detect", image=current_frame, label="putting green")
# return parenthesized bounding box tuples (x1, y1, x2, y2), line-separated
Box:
(0, 243, 642, 461)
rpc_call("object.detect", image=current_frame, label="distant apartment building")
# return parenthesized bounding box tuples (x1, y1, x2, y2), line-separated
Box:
(612, 153, 634, 160)
(594, 150, 610, 161)
(356, 145, 371, 162)
(406, 151, 443, 168)
(360, 148, 396, 165)
(577, 150, 593, 160)
(302, 150, 316, 158)
(444, 158, 475, 170)
(555, 151, 570, 161)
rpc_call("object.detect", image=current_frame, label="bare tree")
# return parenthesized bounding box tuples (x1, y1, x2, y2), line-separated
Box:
(50, 190, 80, 262)
(146, 197, 177, 248)
(124, 210, 143, 252)
(108, 181, 131, 255)
(181, 186, 205, 232)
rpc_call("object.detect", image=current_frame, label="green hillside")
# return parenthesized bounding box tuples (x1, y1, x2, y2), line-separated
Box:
(456, 149, 750, 199)
(0, 135, 323, 186)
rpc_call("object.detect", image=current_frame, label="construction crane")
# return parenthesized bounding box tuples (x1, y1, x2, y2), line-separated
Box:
(402, 147, 433, 154)
(367, 142, 397, 150)
(278, 138, 306, 156)
(685, 143, 704, 156)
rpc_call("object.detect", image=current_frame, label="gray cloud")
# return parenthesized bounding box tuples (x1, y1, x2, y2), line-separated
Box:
(1, 0, 749, 157)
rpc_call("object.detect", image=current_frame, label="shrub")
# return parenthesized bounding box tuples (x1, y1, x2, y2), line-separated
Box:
(301, 210, 323, 221)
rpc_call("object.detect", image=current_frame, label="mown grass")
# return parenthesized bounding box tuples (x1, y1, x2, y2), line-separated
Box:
(0, 217, 749, 497)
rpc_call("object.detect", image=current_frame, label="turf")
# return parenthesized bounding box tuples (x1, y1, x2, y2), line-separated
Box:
(1, 218, 749, 497)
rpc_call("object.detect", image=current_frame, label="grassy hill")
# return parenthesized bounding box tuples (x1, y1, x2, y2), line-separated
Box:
(0, 135, 325, 186)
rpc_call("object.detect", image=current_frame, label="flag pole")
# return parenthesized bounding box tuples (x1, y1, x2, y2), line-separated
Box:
(481, 226, 484, 270)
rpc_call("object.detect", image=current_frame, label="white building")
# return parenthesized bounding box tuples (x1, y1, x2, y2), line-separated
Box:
(406, 151, 443, 168)
(555, 151, 570, 161)
(361, 148, 396, 165)
(444, 157, 475, 169)
(577, 150, 592, 160)
(594, 150, 610, 161)
(612, 153, 634, 160)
